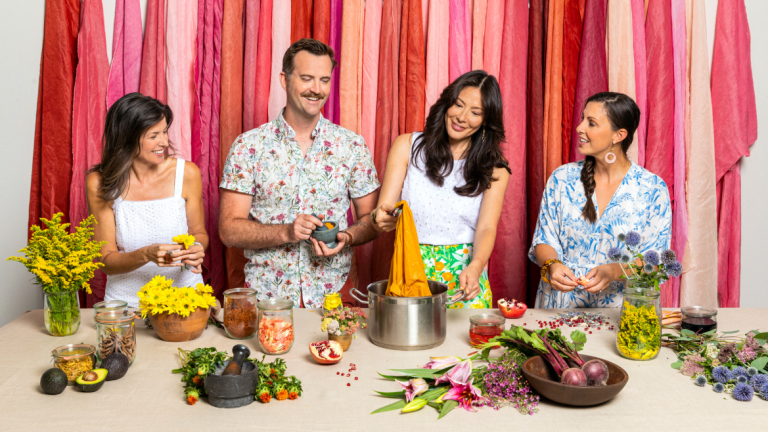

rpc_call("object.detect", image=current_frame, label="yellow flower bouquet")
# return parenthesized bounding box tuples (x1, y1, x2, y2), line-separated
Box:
(7, 213, 105, 336)
(138, 276, 216, 342)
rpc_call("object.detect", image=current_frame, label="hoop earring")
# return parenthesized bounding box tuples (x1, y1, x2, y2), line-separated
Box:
(604, 144, 617, 164)
(481, 127, 485, 142)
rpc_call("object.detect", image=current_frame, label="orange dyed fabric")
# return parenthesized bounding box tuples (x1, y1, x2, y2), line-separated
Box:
(385, 201, 431, 297)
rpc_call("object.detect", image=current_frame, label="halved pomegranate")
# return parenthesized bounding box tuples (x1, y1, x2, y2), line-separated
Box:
(576, 276, 590, 287)
(498, 298, 527, 319)
(309, 340, 344, 365)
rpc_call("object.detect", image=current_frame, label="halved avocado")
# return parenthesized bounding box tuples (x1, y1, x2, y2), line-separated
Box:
(75, 369, 108, 392)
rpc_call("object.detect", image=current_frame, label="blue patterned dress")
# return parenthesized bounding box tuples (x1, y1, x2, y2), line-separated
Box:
(529, 161, 672, 308)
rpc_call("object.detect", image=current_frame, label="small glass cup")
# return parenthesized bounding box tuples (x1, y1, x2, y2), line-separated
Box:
(223, 288, 258, 340)
(257, 299, 294, 355)
(469, 314, 505, 347)
(93, 300, 128, 328)
(322, 292, 342, 316)
(681, 306, 718, 335)
(51, 344, 96, 383)
(95, 311, 137, 364)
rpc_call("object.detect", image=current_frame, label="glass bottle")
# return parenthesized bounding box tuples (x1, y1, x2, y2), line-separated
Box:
(257, 299, 294, 355)
(616, 285, 662, 361)
(469, 314, 505, 347)
(223, 288, 258, 340)
(95, 311, 137, 364)
(93, 300, 128, 328)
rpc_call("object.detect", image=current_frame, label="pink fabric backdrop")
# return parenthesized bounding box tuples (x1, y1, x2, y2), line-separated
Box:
(268, 0, 290, 121)
(166, 0, 198, 160)
(424, 0, 449, 118)
(106, 0, 142, 108)
(631, 0, 647, 166)
(243, 0, 261, 132)
(606, 0, 637, 163)
(449, 0, 472, 82)
(483, 0, 505, 79)
(139, 0, 166, 102)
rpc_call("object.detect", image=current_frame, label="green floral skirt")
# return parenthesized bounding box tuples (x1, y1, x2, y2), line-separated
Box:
(419, 243, 492, 309)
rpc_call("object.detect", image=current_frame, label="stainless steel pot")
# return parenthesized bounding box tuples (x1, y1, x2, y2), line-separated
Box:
(350, 280, 465, 351)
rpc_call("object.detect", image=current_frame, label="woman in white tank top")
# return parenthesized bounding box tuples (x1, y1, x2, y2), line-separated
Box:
(86, 93, 207, 307)
(371, 71, 510, 309)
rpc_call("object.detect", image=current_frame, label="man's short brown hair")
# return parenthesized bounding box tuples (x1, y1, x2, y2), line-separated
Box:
(282, 38, 338, 77)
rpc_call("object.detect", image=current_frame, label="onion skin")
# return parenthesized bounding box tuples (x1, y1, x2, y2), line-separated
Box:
(581, 359, 609, 386)
(560, 368, 587, 386)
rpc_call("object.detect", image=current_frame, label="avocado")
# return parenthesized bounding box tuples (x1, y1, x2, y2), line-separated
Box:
(41, 368, 68, 395)
(101, 352, 130, 381)
(75, 369, 108, 392)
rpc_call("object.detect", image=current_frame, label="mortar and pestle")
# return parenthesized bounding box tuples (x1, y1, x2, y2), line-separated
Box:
(204, 344, 259, 408)
(310, 213, 339, 248)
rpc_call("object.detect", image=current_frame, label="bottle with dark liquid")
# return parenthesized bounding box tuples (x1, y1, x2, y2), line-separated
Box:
(680, 306, 717, 335)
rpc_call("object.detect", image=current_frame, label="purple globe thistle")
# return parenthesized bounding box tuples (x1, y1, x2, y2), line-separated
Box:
(621, 255, 632, 264)
(666, 261, 683, 278)
(617, 233, 626, 242)
(714, 383, 725, 393)
(608, 247, 623, 262)
(661, 249, 677, 266)
(733, 382, 754, 401)
(694, 375, 707, 386)
(737, 375, 749, 384)
(625, 231, 642, 247)
(643, 264, 654, 273)
(748, 367, 759, 377)
(712, 366, 732, 384)
(644, 250, 660, 266)
(750, 374, 768, 391)
(732, 366, 749, 379)
(761, 382, 768, 399)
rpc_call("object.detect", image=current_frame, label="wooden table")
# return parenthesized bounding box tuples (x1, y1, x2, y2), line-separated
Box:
(0, 307, 764, 431)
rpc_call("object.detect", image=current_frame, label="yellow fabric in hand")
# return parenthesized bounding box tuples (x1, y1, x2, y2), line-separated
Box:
(385, 201, 432, 297)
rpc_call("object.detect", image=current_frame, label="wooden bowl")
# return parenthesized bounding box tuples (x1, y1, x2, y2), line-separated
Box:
(520, 354, 628, 406)
(148, 308, 209, 342)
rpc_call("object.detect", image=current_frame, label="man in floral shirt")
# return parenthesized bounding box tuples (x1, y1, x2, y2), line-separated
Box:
(219, 39, 380, 308)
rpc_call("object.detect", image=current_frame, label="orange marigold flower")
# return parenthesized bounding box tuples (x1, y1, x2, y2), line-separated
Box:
(276, 389, 289, 401)
(259, 393, 272, 403)
(187, 395, 198, 405)
(288, 392, 298, 400)
(192, 376, 202, 385)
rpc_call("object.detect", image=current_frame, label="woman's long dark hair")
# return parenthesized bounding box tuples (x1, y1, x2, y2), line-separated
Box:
(88, 93, 174, 201)
(580, 92, 640, 223)
(412, 70, 510, 197)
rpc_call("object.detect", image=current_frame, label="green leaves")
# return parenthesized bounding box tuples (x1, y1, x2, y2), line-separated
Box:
(375, 390, 406, 398)
(569, 330, 587, 351)
(750, 356, 768, 372)
(670, 361, 682, 370)
(371, 400, 407, 414)
(437, 400, 459, 420)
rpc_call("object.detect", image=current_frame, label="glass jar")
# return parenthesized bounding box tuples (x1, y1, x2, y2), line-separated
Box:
(223, 288, 258, 340)
(95, 311, 137, 364)
(681, 306, 718, 335)
(51, 343, 96, 383)
(322, 292, 342, 316)
(44, 291, 81, 336)
(469, 314, 505, 347)
(257, 299, 294, 355)
(616, 286, 662, 361)
(93, 300, 128, 328)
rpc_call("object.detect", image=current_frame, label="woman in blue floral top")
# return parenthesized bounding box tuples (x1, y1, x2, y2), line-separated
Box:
(530, 92, 672, 308)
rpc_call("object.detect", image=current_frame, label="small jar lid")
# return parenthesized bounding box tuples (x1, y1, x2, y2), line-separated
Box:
(93, 300, 128, 310)
(224, 287, 257, 297)
(470, 314, 506, 326)
(258, 298, 294, 311)
(52, 343, 95, 361)
(95, 311, 136, 324)
(681, 306, 717, 318)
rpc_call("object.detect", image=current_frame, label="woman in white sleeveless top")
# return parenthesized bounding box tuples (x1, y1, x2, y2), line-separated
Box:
(372, 71, 510, 308)
(86, 93, 207, 307)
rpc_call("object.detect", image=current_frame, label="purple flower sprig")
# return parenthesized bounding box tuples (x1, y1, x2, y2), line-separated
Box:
(608, 231, 683, 291)
(475, 351, 539, 415)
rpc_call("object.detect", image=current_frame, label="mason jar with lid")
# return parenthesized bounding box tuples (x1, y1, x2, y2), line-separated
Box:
(257, 299, 294, 355)
(93, 300, 128, 328)
(51, 343, 96, 383)
(95, 311, 137, 364)
(223, 288, 258, 340)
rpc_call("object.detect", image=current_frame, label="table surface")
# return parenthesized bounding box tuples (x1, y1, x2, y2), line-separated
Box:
(0, 307, 765, 431)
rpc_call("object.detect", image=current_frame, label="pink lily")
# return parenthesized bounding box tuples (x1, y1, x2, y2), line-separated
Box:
(395, 378, 429, 402)
(420, 356, 462, 369)
(435, 359, 473, 386)
(441, 377, 490, 412)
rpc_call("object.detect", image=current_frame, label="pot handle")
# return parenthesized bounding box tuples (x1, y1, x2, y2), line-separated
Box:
(350, 288, 369, 305)
(446, 290, 466, 305)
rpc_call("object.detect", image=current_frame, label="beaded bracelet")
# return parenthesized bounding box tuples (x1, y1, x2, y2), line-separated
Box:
(540, 259, 563, 285)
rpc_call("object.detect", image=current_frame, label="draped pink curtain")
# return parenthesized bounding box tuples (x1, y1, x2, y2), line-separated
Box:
(483, 0, 504, 79)
(398, 0, 426, 135)
(254, 0, 272, 127)
(192, 0, 226, 295)
(361, 0, 382, 150)
(712, 0, 757, 308)
(166, 0, 198, 160)
(324, 0, 342, 124)
(70, 0, 109, 229)
(449, 0, 472, 82)
(268, 0, 290, 120)
(680, 0, 717, 309)
(471, 0, 488, 70)
(424, 0, 449, 118)
(139, 0, 166, 102)
(606, 0, 637, 163)
(570, 0, 607, 163)
(242, 0, 261, 132)
(543, 0, 564, 179)
(106, 0, 142, 108)
(339, 1, 364, 134)
(631, 0, 647, 166)
(491, 0, 529, 303)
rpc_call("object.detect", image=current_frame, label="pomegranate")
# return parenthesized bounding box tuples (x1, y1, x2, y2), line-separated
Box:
(309, 340, 344, 365)
(497, 298, 527, 319)
(576, 276, 589, 286)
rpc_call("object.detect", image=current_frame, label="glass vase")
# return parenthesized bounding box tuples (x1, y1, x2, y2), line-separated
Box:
(44, 291, 81, 337)
(616, 284, 661, 361)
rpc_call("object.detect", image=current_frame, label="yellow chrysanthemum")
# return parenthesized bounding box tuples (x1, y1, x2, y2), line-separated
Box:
(172, 233, 196, 250)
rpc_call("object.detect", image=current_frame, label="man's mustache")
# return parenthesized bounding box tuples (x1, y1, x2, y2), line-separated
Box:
(300, 92, 326, 100)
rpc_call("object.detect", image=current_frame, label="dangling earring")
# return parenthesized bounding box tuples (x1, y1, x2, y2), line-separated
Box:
(481, 127, 486, 142)
(605, 143, 617, 164)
